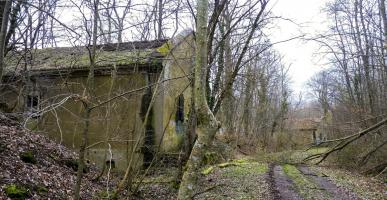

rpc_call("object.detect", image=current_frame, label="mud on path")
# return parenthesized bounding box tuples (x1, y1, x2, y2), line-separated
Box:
(268, 164, 362, 200)
(268, 164, 302, 200)
(297, 165, 361, 200)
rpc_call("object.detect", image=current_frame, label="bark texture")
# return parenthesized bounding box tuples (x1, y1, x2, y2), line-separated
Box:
(177, 0, 219, 199)
(0, 0, 12, 81)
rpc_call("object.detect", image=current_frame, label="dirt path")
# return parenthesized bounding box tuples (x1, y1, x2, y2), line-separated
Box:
(268, 164, 303, 200)
(297, 165, 361, 200)
(193, 160, 385, 200)
(268, 164, 362, 200)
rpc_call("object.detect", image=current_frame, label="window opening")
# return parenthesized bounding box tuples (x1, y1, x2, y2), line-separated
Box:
(27, 95, 39, 109)
(175, 94, 184, 134)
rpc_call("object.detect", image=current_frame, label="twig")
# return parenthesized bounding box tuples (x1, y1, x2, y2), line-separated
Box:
(23, 94, 78, 127)
(192, 184, 225, 198)
(89, 74, 191, 111)
(303, 118, 387, 164)
(86, 139, 136, 149)
(106, 143, 112, 199)
(375, 166, 387, 178)
(359, 139, 387, 166)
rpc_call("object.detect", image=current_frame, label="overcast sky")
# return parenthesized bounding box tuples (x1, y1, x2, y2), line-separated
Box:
(269, 0, 330, 98)
(57, 0, 329, 99)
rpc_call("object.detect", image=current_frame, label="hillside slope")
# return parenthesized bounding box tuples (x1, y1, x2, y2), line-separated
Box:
(0, 115, 103, 199)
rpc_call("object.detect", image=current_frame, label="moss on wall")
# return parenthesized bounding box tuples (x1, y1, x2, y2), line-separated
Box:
(156, 41, 172, 56)
(5, 48, 155, 73)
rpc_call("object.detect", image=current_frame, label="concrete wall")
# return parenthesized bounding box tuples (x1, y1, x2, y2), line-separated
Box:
(37, 74, 151, 171)
(0, 72, 162, 171)
(0, 30, 196, 170)
(159, 30, 195, 152)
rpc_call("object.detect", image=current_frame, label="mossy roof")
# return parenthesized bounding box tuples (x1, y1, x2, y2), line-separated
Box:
(4, 39, 169, 75)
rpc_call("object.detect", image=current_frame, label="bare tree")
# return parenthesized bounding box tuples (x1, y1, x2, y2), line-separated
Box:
(178, 0, 220, 198)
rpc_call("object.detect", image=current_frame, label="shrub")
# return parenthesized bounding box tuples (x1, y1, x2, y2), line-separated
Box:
(4, 184, 29, 200)
(19, 151, 37, 164)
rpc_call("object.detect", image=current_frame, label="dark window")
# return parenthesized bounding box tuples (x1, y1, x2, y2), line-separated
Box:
(175, 94, 184, 134)
(176, 95, 184, 123)
(106, 159, 116, 169)
(27, 95, 39, 109)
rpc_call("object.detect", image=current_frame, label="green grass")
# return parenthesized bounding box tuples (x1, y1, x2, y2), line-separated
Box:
(4, 184, 29, 200)
(198, 161, 269, 200)
(256, 147, 329, 164)
(223, 162, 268, 178)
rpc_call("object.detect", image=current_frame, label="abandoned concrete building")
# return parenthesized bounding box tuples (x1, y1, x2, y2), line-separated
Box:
(0, 31, 195, 171)
(288, 118, 326, 146)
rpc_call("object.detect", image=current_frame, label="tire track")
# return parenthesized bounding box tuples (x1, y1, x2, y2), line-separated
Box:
(268, 164, 303, 200)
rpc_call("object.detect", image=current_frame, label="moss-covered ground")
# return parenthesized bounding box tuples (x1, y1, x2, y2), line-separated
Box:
(195, 160, 271, 200)
(255, 147, 329, 164)
(184, 149, 386, 200)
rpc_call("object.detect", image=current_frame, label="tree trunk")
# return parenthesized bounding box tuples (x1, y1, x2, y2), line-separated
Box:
(0, 0, 12, 82)
(177, 0, 219, 198)
(242, 64, 253, 137)
(379, 0, 387, 101)
(222, 8, 234, 137)
(73, 106, 90, 200)
(74, 0, 99, 198)
(157, 0, 163, 39)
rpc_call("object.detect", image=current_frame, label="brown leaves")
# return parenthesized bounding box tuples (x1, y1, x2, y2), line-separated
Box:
(0, 115, 103, 199)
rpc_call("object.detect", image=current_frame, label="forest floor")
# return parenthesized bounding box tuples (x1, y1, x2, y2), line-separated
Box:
(0, 114, 386, 199)
(0, 114, 177, 200)
(0, 115, 106, 199)
(191, 149, 387, 200)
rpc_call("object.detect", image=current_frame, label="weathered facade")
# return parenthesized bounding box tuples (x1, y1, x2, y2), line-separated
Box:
(0, 31, 195, 171)
(287, 118, 326, 146)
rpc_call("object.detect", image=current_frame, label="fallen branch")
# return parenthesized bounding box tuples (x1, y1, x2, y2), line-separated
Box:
(362, 162, 387, 175)
(375, 166, 387, 178)
(237, 148, 249, 155)
(303, 118, 387, 164)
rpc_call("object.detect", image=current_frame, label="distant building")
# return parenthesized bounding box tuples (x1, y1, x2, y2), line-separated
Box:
(287, 118, 326, 145)
(0, 30, 195, 171)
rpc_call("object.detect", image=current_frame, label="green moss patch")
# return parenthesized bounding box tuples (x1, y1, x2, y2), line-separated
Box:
(203, 151, 222, 165)
(36, 185, 48, 193)
(4, 184, 29, 200)
(19, 151, 37, 164)
(201, 159, 268, 177)
(195, 161, 271, 199)
(256, 147, 329, 164)
(223, 162, 268, 178)
(156, 41, 172, 56)
(201, 166, 215, 175)
(5, 47, 156, 73)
